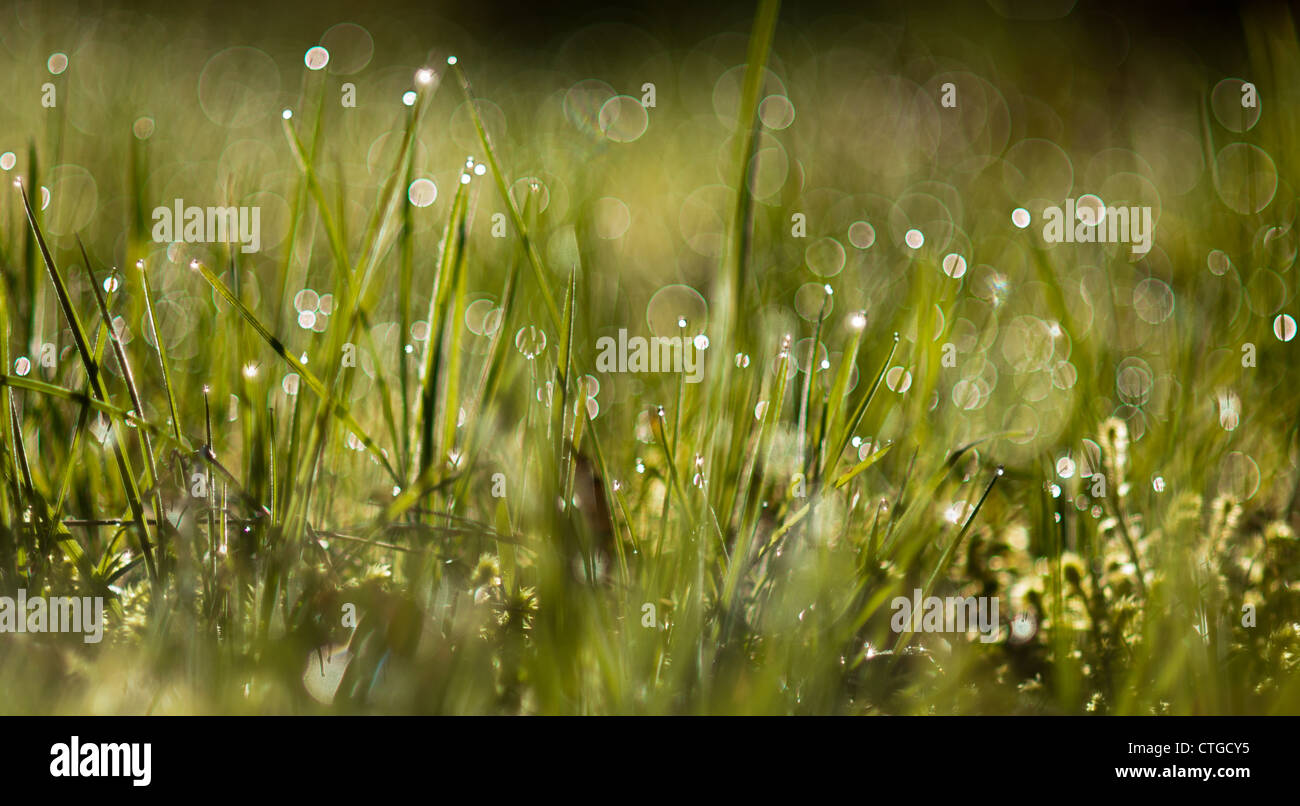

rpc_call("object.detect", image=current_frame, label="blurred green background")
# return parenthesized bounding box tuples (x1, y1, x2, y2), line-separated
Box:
(0, 0, 1297, 714)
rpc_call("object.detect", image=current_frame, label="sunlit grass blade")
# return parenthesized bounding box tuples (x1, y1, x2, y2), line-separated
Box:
(17, 182, 158, 583)
(78, 240, 168, 552)
(449, 62, 561, 331)
(136, 256, 183, 445)
(416, 178, 469, 479)
(888, 466, 1003, 663)
(188, 258, 399, 483)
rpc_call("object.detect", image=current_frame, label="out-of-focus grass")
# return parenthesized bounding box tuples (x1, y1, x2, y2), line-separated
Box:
(0, 0, 1298, 714)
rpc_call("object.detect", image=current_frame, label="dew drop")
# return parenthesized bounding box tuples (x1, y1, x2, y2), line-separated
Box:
(514, 326, 547, 359)
(1273, 313, 1296, 342)
(1056, 456, 1076, 479)
(885, 366, 912, 393)
(304, 46, 330, 70)
(407, 178, 437, 207)
(294, 288, 320, 313)
(941, 253, 967, 279)
(1076, 194, 1105, 226)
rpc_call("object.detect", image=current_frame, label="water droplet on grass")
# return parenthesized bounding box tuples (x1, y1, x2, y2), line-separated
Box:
(294, 288, 319, 313)
(1274, 313, 1296, 342)
(515, 326, 547, 359)
(407, 178, 437, 207)
(885, 366, 912, 393)
(304, 46, 330, 70)
(1076, 194, 1105, 226)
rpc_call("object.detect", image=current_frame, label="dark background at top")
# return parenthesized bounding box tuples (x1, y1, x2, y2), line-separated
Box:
(94, 0, 1267, 58)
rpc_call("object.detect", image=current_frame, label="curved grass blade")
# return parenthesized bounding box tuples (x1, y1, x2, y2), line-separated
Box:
(449, 63, 561, 331)
(189, 259, 399, 483)
(136, 257, 183, 445)
(17, 182, 158, 583)
(888, 465, 1004, 664)
(80, 241, 176, 574)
